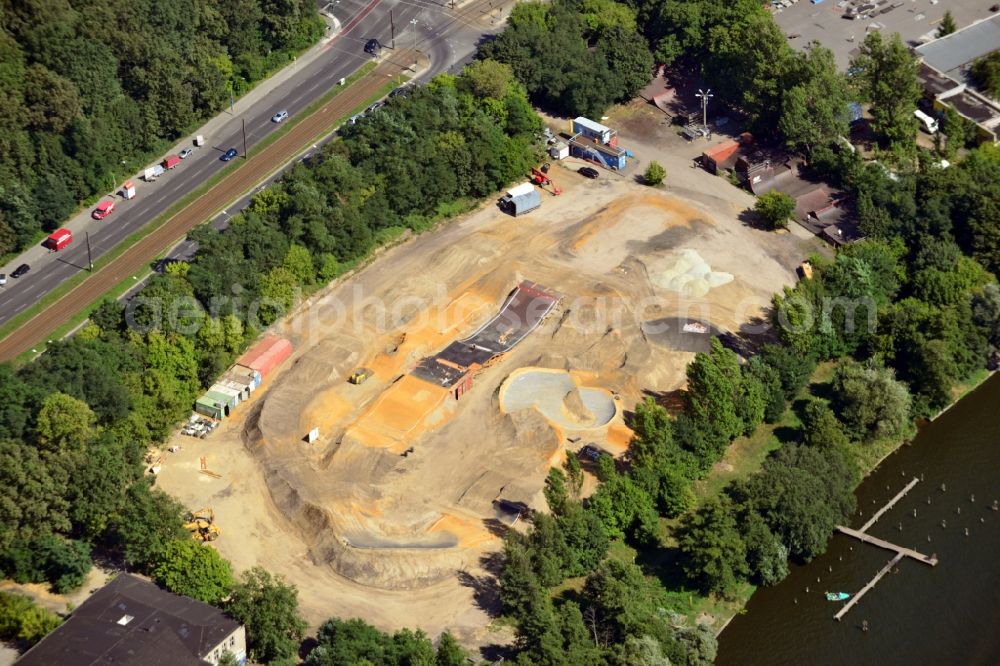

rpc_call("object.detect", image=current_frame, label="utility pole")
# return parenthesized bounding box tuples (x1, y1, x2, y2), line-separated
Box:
(390, 10, 395, 49)
(242, 118, 248, 159)
(86, 232, 94, 271)
(410, 18, 418, 49)
(696, 88, 713, 131)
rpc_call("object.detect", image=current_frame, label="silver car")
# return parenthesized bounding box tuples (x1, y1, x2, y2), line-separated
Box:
(271, 110, 289, 123)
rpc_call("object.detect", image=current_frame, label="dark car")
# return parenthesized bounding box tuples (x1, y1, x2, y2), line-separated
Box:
(578, 166, 600, 179)
(366, 101, 385, 114)
(577, 444, 609, 462)
(389, 85, 411, 99)
(11, 263, 30, 278)
(364, 38, 381, 55)
(220, 148, 238, 162)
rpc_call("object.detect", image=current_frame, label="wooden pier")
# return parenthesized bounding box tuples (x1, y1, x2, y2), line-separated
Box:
(834, 525, 938, 566)
(830, 477, 939, 621)
(859, 477, 919, 532)
(834, 553, 904, 621)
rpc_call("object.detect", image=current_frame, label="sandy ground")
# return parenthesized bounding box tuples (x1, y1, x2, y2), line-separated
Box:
(155, 100, 824, 651)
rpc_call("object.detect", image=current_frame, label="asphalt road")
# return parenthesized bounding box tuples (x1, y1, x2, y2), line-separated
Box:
(0, 0, 503, 329)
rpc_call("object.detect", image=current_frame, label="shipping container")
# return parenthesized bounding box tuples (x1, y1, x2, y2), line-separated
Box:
(162, 155, 181, 169)
(195, 395, 226, 419)
(45, 228, 73, 251)
(230, 364, 262, 390)
(210, 383, 242, 407)
(237, 336, 292, 378)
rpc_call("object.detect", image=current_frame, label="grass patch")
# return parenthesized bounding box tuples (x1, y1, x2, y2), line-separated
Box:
(1, 63, 391, 359)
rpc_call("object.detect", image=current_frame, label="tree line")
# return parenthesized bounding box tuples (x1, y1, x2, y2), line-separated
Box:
(0, 0, 324, 256)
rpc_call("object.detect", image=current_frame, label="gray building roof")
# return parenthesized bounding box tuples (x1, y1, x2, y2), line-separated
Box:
(915, 14, 1000, 80)
(17, 574, 240, 666)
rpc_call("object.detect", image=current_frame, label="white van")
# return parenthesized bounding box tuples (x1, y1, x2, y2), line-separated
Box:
(914, 109, 938, 134)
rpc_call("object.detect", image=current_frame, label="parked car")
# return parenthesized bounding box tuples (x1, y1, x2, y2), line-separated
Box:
(11, 264, 30, 278)
(92, 200, 115, 219)
(271, 110, 289, 123)
(578, 166, 600, 179)
(179, 148, 193, 159)
(348, 113, 364, 125)
(389, 86, 411, 99)
(221, 148, 238, 161)
(366, 101, 385, 114)
(577, 444, 609, 462)
(0, 274, 6, 286)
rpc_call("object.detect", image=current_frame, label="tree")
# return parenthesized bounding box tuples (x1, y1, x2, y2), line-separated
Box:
(685, 338, 745, 454)
(676, 497, 748, 598)
(801, 400, 850, 450)
(0, 592, 61, 646)
(582, 559, 671, 647)
(753, 191, 795, 230)
(644, 161, 665, 186)
(830, 360, 912, 441)
(152, 539, 234, 604)
(110, 483, 188, 571)
(740, 514, 789, 586)
(0, 440, 70, 553)
(850, 32, 921, 149)
(937, 10, 957, 37)
(435, 632, 469, 665)
(225, 567, 306, 664)
(34, 392, 96, 452)
(970, 52, 1000, 99)
(619, 635, 670, 666)
(779, 45, 851, 155)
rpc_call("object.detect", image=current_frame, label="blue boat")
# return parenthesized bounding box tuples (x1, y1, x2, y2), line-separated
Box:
(826, 592, 850, 601)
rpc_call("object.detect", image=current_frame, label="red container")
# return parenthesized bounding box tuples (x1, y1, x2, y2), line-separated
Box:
(236, 335, 292, 378)
(162, 155, 181, 169)
(46, 228, 73, 251)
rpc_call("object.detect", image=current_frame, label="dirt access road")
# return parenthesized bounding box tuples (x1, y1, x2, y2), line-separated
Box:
(157, 121, 821, 650)
(0, 52, 416, 363)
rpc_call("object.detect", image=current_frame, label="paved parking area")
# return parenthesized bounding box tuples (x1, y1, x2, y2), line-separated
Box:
(772, 0, 998, 70)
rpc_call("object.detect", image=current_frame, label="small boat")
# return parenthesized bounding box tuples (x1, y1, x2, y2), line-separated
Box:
(826, 592, 850, 601)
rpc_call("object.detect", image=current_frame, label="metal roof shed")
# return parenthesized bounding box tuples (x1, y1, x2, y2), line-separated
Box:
(195, 395, 225, 419)
(215, 378, 249, 401)
(237, 336, 292, 378)
(206, 389, 236, 415)
(210, 383, 242, 407)
(229, 364, 262, 390)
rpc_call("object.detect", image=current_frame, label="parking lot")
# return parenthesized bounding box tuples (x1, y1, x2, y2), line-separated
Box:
(772, 0, 997, 70)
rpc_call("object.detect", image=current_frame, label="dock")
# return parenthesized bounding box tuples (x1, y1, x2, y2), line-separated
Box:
(859, 477, 919, 532)
(830, 477, 939, 621)
(834, 553, 904, 622)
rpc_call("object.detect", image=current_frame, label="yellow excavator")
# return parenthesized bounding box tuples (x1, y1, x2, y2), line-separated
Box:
(348, 368, 372, 385)
(183, 508, 221, 542)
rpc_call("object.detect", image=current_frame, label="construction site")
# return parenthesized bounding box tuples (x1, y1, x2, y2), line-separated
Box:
(155, 160, 819, 645)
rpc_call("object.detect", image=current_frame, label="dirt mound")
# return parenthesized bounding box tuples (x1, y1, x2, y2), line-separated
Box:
(562, 388, 594, 423)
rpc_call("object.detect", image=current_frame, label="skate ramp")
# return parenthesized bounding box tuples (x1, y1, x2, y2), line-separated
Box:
(499, 368, 617, 429)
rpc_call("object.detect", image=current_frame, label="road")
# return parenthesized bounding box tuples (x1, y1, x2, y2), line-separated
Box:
(0, 0, 504, 330)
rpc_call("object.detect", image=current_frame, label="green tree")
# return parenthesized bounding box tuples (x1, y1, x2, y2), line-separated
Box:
(225, 567, 307, 664)
(740, 514, 789, 586)
(850, 32, 921, 149)
(435, 632, 469, 665)
(0, 440, 70, 553)
(34, 392, 96, 452)
(801, 400, 851, 450)
(644, 161, 666, 186)
(779, 45, 851, 155)
(970, 52, 1000, 98)
(937, 10, 957, 37)
(830, 360, 912, 441)
(152, 539, 234, 604)
(685, 338, 745, 452)
(753, 191, 795, 230)
(0, 592, 61, 646)
(676, 497, 748, 598)
(110, 483, 188, 571)
(620, 635, 670, 666)
(582, 559, 671, 647)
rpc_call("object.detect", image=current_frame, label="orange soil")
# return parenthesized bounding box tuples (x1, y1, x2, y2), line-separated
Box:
(569, 192, 704, 252)
(428, 513, 496, 548)
(346, 375, 451, 453)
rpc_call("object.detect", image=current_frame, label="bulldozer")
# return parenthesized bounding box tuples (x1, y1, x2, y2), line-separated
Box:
(348, 368, 373, 385)
(184, 508, 221, 542)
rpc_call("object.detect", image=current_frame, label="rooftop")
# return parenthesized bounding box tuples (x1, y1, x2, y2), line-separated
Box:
(17, 574, 240, 666)
(915, 13, 1000, 81)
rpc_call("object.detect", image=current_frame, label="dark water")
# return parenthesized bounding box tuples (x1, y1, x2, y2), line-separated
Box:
(717, 373, 1000, 666)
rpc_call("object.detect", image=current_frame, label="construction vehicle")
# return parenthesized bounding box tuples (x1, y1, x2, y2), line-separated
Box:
(531, 165, 561, 195)
(348, 368, 373, 385)
(184, 508, 221, 542)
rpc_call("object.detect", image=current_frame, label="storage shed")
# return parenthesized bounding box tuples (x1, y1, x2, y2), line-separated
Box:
(195, 395, 226, 419)
(237, 336, 292, 379)
(205, 389, 237, 416)
(572, 117, 615, 145)
(229, 364, 262, 391)
(210, 383, 242, 408)
(221, 370, 256, 397)
(215, 377, 249, 402)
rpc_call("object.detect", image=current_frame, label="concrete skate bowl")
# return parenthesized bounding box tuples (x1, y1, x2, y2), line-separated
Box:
(499, 368, 619, 430)
(641, 318, 723, 353)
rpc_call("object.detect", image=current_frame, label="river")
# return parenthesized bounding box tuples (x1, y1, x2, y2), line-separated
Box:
(717, 373, 1000, 666)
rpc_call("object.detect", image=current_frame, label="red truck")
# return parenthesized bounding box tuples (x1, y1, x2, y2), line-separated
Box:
(46, 228, 73, 251)
(93, 200, 115, 219)
(162, 155, 181, 170)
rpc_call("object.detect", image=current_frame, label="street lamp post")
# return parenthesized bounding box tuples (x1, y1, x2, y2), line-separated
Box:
(696, 89, 713, 132)
(410, 18, 418, 50)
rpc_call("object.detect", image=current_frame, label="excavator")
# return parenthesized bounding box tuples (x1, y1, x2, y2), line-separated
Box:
(348, 367, 373, 385)
(184, 508, 221, 542)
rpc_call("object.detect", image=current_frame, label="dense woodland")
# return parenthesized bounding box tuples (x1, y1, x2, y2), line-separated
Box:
(0, 0, 324, 256)
(2, 0, 1000, 664)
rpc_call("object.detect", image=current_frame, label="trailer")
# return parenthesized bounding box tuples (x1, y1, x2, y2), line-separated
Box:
(143, 165, 165, 181)
(162, 155, 181, 170)
(45, 228, 73, 251)
(499, 182, 541, 216)
(120, 180, 136, 200)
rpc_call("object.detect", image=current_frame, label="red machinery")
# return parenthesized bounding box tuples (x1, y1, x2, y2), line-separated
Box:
(531, 164, 561, 195)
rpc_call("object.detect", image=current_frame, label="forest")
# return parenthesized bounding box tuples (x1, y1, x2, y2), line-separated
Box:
(0, 0, 324, 256)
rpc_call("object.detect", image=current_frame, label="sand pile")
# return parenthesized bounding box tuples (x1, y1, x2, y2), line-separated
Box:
(651, 248, 733, 297)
